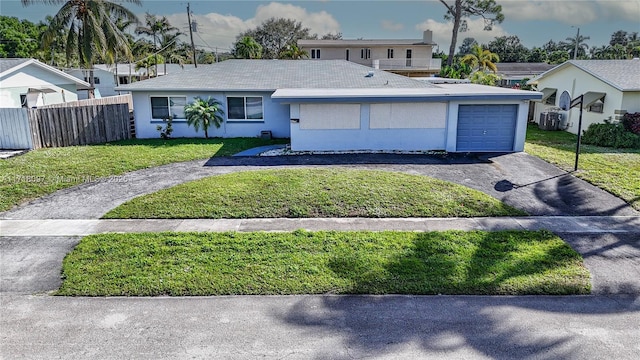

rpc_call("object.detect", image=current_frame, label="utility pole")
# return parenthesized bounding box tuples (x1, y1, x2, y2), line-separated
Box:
(187, 3, 198, 68)
(573, 27, 580, 60)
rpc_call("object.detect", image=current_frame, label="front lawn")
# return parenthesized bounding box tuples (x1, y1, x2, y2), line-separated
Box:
(525, 124, 640, 211)
(0, 138, 287, 213)
(57, 230, 590, 296)
(103, 168, 525, 219)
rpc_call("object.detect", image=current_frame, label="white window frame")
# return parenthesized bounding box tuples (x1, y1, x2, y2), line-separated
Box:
(361, 48, 371, 59)
(387, 48, 394, 59)
(150, 95, 187, 120)
(226, 96, 264, 122)
(311, 49, 321, 59)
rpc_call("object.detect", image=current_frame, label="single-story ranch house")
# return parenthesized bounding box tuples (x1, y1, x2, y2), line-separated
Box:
(528, 59, 640, 135)
(116, 60, 542, 152)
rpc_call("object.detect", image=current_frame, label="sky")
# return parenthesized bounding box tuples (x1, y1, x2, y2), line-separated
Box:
(1, 0, 639, 54)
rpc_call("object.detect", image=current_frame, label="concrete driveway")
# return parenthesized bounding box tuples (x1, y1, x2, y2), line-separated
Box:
(1, 152, 636, 219)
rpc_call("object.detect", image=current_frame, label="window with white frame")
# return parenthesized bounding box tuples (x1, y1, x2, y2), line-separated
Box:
(387, 49, 394, 58)
(311, 49, 321, 59)
(588, 100, 604, 113)
(361, 48, 371, 59)
(227, 96, 263, 121)
(150, 96, 186, 119)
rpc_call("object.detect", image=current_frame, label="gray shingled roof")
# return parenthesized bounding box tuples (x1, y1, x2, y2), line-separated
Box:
(115, 60, 433, 91)
(532, 60, 640, 91)
(0, 58, 31, 74)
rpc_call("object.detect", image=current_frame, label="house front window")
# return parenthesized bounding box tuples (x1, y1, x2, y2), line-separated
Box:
(387, 49, 394, 59)
(150, 96, 186, 119)
(361, 48, 371, 59)
(227, 96, 263, 121)
(311, 49, 321, 59)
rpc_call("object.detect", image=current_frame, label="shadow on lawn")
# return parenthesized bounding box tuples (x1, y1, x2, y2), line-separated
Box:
(278, 231, 638, 359)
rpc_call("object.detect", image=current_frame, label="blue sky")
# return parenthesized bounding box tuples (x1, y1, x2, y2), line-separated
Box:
(2, 0, 639, 53)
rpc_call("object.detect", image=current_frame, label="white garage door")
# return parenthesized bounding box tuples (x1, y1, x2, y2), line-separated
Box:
(457, 104, 518, 152)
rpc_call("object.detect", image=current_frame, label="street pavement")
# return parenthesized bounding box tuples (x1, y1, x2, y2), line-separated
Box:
(1, 152, 639, 359)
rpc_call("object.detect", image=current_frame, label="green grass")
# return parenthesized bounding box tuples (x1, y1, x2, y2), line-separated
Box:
(525, 124, 640, 211)
(0, 138, 287, 212)
(103, 168, 525, 219)
(57, 230, 590, 296)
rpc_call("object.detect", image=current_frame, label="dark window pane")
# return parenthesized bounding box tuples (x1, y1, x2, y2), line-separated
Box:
(227, 97, 246, 119)
(151, 97, 169, 119)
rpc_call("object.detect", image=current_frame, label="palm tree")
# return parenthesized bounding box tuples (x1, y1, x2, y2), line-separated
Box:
(136, 13, 177, 77)
(279, 44, 308, 59)
(159, 31, 184, 74)
(184, 97, 225, 138)
(22, 0, 141, 98)
(234, 36, 263, 59)
(460, 44, 499, 73)
(564, 33, 590, 59)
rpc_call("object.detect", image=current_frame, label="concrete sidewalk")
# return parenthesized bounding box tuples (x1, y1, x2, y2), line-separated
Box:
(1, 216, 639, 236)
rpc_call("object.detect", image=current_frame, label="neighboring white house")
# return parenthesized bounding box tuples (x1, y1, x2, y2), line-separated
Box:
(0, 58, 90, 108)
(298, 31, 441, 77)
(65, 63, 194, 100)
(116, 60, 541, 153)
(495, 62, 555, 87)
(528, 59, 640, 134)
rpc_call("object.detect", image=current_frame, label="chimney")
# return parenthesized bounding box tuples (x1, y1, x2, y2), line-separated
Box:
(423, 30, 433, 44)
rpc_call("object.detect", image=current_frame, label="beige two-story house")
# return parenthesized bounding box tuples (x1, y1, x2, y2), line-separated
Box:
(298, 31, 440, 77)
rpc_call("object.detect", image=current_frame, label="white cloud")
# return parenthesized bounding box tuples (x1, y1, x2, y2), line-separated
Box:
(165, 2, 341, 52)
(595, 0, 640, 22)
(381, 20, 404, 31)
(415, 18, 510, 52)
(500, 0, 639, 25)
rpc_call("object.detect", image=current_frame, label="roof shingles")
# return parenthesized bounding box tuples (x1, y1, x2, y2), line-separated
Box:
(116, 60, 433, 91)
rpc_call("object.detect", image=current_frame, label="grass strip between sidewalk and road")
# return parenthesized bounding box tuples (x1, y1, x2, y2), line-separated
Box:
(0, 138, 287, 213)
(525, 124, 640, 211)
(57, 230, 590, 296)
(103, 168, 526, 219)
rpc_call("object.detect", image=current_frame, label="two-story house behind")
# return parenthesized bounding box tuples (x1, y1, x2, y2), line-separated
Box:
(298, 30, 440, 77)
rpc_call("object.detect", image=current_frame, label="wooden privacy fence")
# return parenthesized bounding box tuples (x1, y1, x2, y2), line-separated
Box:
(0, 102, 132, 150)
(38, 94, 133, 111)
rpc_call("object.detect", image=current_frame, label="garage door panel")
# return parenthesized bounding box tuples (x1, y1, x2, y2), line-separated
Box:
(456, 104, 517, 152)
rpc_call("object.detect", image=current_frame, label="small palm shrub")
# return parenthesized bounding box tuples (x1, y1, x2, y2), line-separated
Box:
(184, 97, 225, 138)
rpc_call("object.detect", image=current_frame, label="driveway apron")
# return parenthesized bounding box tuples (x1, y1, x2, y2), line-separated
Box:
(1, 152, 636, 220)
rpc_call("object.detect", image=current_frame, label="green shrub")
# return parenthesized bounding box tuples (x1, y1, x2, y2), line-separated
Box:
(156, 116, 173, 139)
(582, 122, 640, 148)
(622, 112, 640, 135)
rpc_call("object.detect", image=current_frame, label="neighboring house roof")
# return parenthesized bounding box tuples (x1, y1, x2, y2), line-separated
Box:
(299, 39, 435, 46)
(0, 58, 31, 73)
(95, 63, 198, 76)
(528, 59, 640, 91)
(115, 60, 434, 92)
(496, 62, 555, 76)
(0, 58, 91, 89)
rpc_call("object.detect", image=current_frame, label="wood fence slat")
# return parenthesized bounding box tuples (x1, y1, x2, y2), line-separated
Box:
(2, 95, 131, 149)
